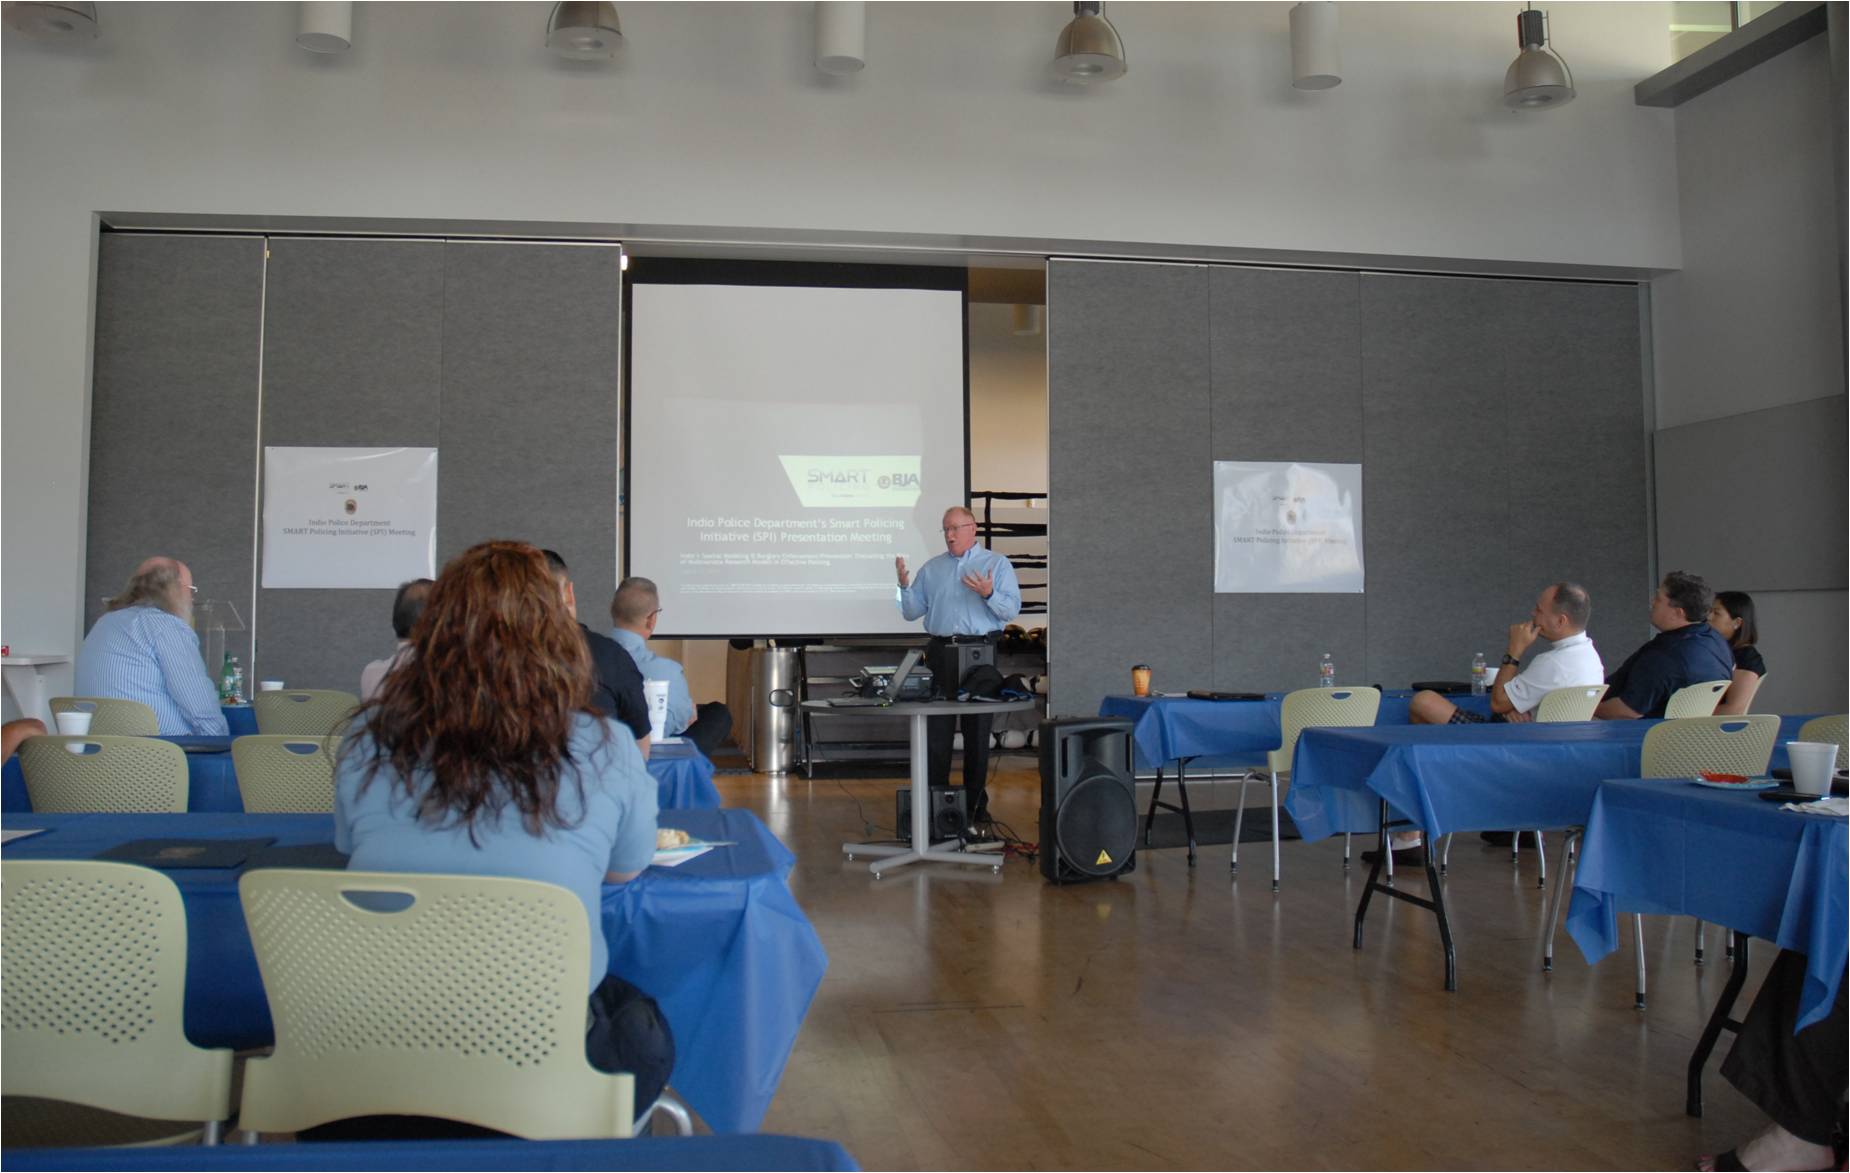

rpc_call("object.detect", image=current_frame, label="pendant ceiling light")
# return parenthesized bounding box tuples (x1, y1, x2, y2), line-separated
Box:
(1, 1, 98, 40)
(1289, 2, 1341, 91)
(295, 1, 352, 54)
(1503, 5, 1574, 110)
(814, 1, 865, 75)
(546, 1, 622, 60)
(1051, 1, 1126, 85)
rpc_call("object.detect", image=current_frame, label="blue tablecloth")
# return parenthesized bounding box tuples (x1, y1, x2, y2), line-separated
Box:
(4, 739, 720, 815)
(1283, 715, 1816, 841)
(223, 704, 257, 736)
(4, 1135, 859, 1171)
(648, 741, 721, 810)
(1099, 690, 1493, 771)
(0, 808, 824, 1134)
(1565, 778, 1848, 1031)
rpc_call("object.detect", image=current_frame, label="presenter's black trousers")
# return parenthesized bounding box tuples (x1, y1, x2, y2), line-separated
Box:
(924, 638, 992, 817)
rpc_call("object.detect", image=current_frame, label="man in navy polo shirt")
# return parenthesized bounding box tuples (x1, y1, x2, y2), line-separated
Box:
(1595, 570, 1735, 719)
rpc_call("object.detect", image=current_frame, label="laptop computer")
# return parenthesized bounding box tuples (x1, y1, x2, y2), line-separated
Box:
(826, 648, 925, 707)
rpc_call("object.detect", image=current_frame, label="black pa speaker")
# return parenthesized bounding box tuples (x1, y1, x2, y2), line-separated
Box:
(896, 787, 969, 841)
(1039, 717, 1138, 884)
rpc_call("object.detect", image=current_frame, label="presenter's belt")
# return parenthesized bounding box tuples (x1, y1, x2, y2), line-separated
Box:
(928, 632, 999, 646)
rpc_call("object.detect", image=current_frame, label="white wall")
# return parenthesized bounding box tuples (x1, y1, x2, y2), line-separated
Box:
(1651, 35, 1846, 715)
(3, 2, 1682, 684)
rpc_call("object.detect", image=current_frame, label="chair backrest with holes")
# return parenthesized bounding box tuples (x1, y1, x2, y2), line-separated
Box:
(1664, 679, 1732, 719)
(1272, 687, 1382, 775)
(49, 697, 159, 736)
(237, 869, 634, 1139)
(1795, 714, 1847, 762)
(1535, 684, 1607, 724)
(17, 735, 188, 812)
(1641, 715, 1779, 778)
(253, 689, 359, 737)
(231, 735, 338, 813)
(2, 860, 234, 1123)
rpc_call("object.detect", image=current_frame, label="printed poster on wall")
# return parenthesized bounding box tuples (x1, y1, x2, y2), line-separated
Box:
(1213, 460, 1364, 593)
(261, 446, 438, 589)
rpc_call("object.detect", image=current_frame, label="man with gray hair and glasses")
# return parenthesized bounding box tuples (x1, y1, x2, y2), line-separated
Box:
(73, 556, 229, 735)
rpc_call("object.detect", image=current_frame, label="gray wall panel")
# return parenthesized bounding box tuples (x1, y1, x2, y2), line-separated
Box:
(256, 238, 445, 690)
(1208, 267, 1366, 688)
(1361, 275, 1511, 686)
(1502, 281, 1652, 654)
(1048, 261, 1212, 714)
(1656, 395, 1848, 593)
(438, 243, 622, 614)
(87, 235, 264, 675)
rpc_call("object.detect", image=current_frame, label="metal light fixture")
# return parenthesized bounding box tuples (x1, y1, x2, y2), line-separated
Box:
(1289, 2, 1341, 90)
(1503, 5, 1575, 109)
(1, 1, 98, 39)
(1051, 1, 1126, 84)
(295, 1, 352, 54)
(814, 1, 865, 75)
(546, 1, 621, 60)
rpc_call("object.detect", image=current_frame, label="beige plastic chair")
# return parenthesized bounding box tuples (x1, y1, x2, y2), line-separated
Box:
(1664, 679, 1732, 719)
(1541, 715, 1779, 1005)
(2, 860, 235, 1146)
(1442, 684, 1609, 882)
(1796, 713, 1847, 761)
(49, 696, 159, 736)
(17, 735, 188, 813)
(1234, 686, 1381, 890)
(231, 735, 338, 813)
(237, 869, 637, 1140)
(253, 689, 359, 737)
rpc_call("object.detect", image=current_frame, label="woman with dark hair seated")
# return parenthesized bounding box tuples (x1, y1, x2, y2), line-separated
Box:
(334, 539, 672, 1122)
(1709, 590, 1768, 715)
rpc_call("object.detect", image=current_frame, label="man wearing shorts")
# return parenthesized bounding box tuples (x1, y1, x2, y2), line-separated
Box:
(1410, 582, 1604, 725)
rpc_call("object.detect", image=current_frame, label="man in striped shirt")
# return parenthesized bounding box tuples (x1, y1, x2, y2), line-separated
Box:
(74, 557, 229, 736)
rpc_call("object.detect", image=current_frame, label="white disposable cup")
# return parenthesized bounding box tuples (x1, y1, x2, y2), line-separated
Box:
(643, 679, 670, 742)
(54, 711, 92, 736)
(259, 680, 285, 692)
(1786, 741, 1839, 797)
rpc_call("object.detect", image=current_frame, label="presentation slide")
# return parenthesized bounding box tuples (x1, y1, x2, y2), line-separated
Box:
(629, 281, 966, 636)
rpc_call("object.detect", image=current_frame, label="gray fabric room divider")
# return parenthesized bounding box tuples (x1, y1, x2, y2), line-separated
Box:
(88, 236, 625, 694)
(87, 234, 266, 673)
(1048, 259, 1649, 716)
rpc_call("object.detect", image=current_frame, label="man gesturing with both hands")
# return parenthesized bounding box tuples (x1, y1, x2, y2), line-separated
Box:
(895, 506, 1022, 825)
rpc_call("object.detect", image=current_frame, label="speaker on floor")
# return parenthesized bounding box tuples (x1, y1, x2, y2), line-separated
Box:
(1039, 717, 1137, 884)
(896, 786, 969, 841)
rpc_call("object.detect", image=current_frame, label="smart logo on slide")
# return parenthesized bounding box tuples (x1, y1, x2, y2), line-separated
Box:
(778, 456, 922, 507)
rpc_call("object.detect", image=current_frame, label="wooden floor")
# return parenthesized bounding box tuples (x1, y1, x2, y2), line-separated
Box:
(714, 760, 1770, 1171)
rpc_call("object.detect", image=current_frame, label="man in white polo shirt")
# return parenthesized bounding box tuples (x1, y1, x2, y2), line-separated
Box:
(1410, 581, 1604, 726)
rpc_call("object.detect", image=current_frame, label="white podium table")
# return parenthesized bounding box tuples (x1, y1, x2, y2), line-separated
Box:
(804, 697, 1037, 878)
(2, 654, 71, 729)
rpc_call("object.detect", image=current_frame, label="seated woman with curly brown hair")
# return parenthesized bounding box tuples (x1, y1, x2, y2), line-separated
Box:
(333, 539, 671, 1121)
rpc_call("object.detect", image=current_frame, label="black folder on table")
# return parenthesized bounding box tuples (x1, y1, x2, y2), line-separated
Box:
(244, 842, 350, 871)
(95, 838, 275, 869)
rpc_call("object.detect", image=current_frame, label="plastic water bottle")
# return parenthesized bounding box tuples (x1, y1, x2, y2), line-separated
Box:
(230, 658, 246, 705)
(219, 653, 237, 703)
(1471, 652, 1488, 695)
(1318, 652, 1335, 689)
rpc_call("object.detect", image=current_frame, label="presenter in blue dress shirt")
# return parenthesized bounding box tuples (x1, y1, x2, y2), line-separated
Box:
(896, 506, 1021, 823)
(73, 556, 229, 735)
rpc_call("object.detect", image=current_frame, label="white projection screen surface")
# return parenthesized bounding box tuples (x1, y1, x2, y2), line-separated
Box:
(628, 281, 967, 636)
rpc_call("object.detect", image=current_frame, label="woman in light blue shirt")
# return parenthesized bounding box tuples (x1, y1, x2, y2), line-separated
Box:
(334, 539, 670, 1113)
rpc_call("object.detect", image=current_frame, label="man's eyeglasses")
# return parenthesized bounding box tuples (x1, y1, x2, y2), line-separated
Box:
(188, 584, 198, 595)
(942, 522, 975, 535)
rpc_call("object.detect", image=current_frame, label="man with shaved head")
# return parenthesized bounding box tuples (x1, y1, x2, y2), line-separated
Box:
(896, 505, 1022, 825)
(74, 556, 229, 735)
